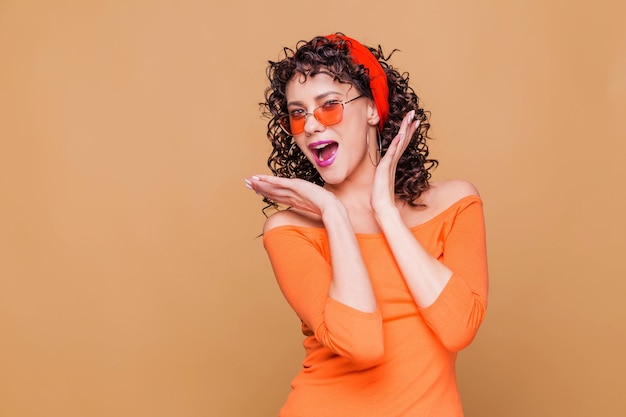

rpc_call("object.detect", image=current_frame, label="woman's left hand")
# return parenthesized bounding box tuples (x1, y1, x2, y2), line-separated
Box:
(371, 110, 420, 214)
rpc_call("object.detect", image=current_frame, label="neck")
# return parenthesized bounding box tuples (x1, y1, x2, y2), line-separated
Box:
(324, 168, 376, 213)
(325, 177, 387, 234)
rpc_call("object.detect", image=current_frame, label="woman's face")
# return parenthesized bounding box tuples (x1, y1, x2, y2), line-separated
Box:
(284, 72, 380, 186)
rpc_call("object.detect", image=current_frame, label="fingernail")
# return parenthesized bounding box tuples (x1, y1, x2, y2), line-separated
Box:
(244, 179, 253, 189)
(251, 175, 260, 181)
(409, 110, 415, 121)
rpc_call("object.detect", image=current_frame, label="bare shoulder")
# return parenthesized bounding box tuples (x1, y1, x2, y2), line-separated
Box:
(401, 179, 481, 227)
(426, 179, 481, 211)
(263, 208, 324, 234)
(433, 179, 479, 199)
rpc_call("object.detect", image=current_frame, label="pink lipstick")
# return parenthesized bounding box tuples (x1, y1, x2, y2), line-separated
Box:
(308, 140, 338, 167)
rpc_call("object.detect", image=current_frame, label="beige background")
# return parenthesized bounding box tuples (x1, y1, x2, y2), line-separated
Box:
(1, 1, 625, 416)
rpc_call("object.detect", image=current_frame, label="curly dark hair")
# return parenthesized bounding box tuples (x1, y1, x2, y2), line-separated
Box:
(260, 33, 438, 208)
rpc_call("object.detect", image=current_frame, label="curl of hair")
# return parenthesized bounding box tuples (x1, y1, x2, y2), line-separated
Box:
(260, 34, 438, 209)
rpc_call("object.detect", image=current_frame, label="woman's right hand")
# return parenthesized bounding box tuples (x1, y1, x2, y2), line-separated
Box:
(245, 174, 336, 216)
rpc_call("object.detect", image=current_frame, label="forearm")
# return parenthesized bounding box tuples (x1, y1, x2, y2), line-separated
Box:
(376, 206, 452, 308)
(263, 220, 383, 366)
(321, 198, 377, 313)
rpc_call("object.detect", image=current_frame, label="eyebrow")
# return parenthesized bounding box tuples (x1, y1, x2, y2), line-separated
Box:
(287, 91, 344, 107)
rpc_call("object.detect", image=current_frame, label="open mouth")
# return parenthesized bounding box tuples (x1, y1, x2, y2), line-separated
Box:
(309, 140, 338, 167)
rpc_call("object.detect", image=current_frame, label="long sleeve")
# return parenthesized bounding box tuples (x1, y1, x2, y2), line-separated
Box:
(263, 226, 384, 367)
(419, 197, 489, 352)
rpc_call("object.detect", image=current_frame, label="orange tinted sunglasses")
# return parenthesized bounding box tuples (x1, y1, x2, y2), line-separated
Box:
(278, 95, 364, 135)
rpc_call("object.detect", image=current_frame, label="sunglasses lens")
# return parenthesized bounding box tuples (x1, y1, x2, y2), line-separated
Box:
(280, 101, 345, 136)
(289, 118, 305, 135)
(315, 102, 343, 127)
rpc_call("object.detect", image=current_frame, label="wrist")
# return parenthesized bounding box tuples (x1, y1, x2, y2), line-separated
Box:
(320, 193, 349, 220)
(374, 203, 401, 225)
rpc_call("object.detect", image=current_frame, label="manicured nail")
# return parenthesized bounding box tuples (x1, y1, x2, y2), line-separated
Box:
(251, 175, 260, 181)
(244, 179, 253, 189)
(408, 110, 415, 121)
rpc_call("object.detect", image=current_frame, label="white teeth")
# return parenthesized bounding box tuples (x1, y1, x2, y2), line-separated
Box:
(312, 143, 328, 161)
(310, 142, 334, 162)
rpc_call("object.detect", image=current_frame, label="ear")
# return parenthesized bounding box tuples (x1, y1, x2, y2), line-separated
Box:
(366, 99, 380, 127)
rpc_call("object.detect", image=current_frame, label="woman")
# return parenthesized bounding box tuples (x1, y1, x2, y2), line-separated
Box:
(245, 33, 488, 417)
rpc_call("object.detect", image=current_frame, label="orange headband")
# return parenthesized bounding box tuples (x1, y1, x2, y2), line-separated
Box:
(325, 34, 389, 131)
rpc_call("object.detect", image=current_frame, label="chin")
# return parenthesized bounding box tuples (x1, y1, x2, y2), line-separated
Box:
(318, 171, 346, 186)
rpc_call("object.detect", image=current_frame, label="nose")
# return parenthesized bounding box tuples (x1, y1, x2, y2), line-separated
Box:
(302, 111, 325, 135)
